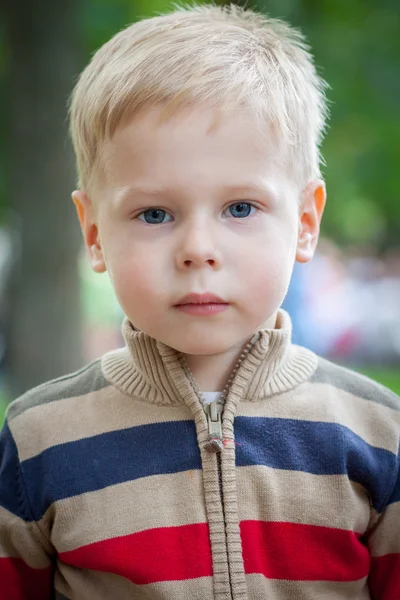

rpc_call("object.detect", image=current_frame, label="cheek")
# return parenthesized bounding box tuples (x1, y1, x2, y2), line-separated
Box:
(105, 246, 162, 309)
(245, 260, 289, 296)
(241, 233, 296, 295)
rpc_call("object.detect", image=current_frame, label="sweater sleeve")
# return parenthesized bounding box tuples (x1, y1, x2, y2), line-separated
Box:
(0, 418, 54, 600)
(367, 446, 400, 600)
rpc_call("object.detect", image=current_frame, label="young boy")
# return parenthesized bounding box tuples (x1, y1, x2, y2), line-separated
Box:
(1, 5, 399, 599)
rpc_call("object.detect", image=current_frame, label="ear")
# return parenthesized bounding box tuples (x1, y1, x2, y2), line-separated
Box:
(72, 190, 106, 273)
(296, 179, 326, 264)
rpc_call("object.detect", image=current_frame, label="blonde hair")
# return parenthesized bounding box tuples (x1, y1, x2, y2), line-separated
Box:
(69, 3, 329, 194)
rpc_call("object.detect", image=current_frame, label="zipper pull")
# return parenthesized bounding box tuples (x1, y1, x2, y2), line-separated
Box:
(203, 401, 224, 453)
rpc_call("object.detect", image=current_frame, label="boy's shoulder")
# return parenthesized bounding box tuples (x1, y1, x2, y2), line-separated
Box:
(309, 355, 400, 412)
(6, 358, 109, 425)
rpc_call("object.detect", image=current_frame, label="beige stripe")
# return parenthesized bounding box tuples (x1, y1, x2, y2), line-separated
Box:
(237, 465, 370, 534)
(0, 505, 52, 568)
(368, 501, 400, 556)
(55, 568, 370, 600)
(10, 386, 193, 462)
(239, 382, 400, 453)
(56, 564, 214, 600)
(143, 576, 215, 600)
(43, 470, 207, 552)
(246, 573, 370, 599)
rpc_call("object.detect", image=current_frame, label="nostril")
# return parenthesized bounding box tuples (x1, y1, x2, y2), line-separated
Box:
(183, 258, 215, 267)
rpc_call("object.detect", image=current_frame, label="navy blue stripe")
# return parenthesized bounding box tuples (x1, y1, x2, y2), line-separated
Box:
(22, 420, 201, 522)
(0, 421, 32, 520)
(389, 453, 400, 505)
(235, 416, 398, 512)
(9, 415, 399, 523)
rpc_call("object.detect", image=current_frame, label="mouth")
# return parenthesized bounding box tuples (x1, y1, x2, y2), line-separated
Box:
(174, 292, 230, 316)
(174, 292, 228, 306)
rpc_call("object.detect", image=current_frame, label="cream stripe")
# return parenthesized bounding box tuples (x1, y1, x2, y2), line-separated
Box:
(239, 382, 400, 453)
(142, 576, 215, 600)
(56, 565, 214, 600)
(246, 573, 370, 599)
(368, 501, 400, 556)
(43, 470, 207, 552)
(236, 465, 370, 534)
(0, 505, 52, 568)
(10, 386, 193, 462)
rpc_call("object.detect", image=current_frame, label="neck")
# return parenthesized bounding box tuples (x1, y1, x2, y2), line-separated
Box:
(183, 336, 254, 392)
(182, 313, 277, 391)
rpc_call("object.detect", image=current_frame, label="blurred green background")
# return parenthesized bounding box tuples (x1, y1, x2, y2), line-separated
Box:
(0, 0, 399, 414)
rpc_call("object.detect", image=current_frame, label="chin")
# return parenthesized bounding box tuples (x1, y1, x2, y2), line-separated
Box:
(172, 338, 230, 357)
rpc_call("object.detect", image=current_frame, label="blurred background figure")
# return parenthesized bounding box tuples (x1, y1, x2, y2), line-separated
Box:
(0, 0, 399, 415)
(284, 240, 400, 367)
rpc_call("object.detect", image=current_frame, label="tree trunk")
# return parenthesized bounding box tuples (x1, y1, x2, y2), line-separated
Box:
(3, 0, 83, 397)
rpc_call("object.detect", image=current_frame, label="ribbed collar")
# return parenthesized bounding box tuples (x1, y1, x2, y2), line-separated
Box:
(102, 309, 317, 406)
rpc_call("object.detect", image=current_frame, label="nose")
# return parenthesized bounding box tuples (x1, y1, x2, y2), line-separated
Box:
(175, 219, 222, 270)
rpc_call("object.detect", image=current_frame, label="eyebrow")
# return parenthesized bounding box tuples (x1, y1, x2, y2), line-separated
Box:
(117, 181, 275, 204)
(224, 183, 276, 198)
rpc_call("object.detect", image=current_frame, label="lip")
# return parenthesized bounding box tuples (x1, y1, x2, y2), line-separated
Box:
(175, 303, 229, 316)
(174, 292, 227, 306)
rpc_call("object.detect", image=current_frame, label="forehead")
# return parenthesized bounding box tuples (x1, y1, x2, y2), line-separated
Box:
(101, 106, 285, 186)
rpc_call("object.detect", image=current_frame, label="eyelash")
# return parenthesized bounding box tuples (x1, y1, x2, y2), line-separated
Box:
(135, 202, 258, 224)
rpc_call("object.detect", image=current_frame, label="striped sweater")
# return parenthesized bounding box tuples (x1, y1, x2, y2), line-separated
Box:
(1, 310, 399, 600)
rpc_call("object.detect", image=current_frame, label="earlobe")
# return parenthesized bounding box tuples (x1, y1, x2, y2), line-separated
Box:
(71, 190, 107, 273)
(295, 180, 326, 264)
(89, 242, 107, 273)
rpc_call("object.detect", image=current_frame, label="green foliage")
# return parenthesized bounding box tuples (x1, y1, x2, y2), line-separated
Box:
(0, 395, 8, 427)
(255, 0, 400, 249)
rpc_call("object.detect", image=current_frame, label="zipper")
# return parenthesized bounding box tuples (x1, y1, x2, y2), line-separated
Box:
(178, 333, 259, 600)
(203, 400, 234, 599)
(203, 400, 224, 453)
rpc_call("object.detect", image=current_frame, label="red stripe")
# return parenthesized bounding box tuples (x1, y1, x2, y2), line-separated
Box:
(369, 553, 400, 600)
(60, 523, 213, 584)
(0, 557, 52, 600)
(240, 520, 370, 581)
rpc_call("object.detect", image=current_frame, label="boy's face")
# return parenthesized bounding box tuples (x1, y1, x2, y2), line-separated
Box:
(73, 106, 325, 358)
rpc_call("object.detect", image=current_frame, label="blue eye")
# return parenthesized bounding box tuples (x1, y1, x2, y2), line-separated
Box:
(228, 203, 255, 218)
(137, 209, 172, 224)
